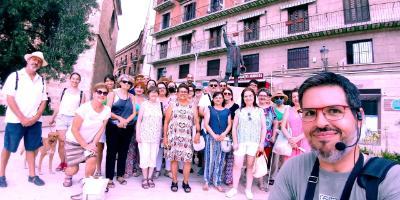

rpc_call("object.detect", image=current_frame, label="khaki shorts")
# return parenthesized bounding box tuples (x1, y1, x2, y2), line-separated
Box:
(55, 115, 74, 131)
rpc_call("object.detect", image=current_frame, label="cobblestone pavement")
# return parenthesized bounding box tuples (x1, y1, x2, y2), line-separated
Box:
(0, 132, 270, 200)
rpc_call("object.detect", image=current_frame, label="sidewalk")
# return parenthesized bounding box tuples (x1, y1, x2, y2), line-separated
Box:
(0, 132, 270, 200)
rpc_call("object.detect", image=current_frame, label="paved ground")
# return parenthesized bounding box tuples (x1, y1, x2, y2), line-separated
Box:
(0, 131, 270, 200)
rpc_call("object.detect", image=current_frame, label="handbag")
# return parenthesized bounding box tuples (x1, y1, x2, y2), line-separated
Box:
(221, 137, 233, 153)
(253, 152, 269, 178)
(272, 128, 293, 156)
(82, 176, 109, 200)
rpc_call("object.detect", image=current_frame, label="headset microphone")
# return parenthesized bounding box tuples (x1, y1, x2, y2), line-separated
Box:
(335, 111, 362, 151)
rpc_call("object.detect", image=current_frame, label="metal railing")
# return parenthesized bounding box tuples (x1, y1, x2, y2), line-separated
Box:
(149, 1, 400, 63)
(152, 0, 251, 33)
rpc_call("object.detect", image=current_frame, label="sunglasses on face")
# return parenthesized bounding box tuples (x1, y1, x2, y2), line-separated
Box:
(275, 97, 285, 100)
(209, 84, 218, 88)
(223, 92, 232, 96)
(220, 84, 227, 87)
(121, 80, 132, 85)
(96, 90, 109, 96)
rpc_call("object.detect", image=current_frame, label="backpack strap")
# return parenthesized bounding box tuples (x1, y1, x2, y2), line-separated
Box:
(15, 71, 19, 90)
(357, 157, 397, 200)
(79, 90, 83, 106)
(41, 75, 44, 93)
(60, 88, 67, 101)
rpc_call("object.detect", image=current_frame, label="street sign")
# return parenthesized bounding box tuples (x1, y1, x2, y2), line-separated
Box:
(228, 72, 263, 81)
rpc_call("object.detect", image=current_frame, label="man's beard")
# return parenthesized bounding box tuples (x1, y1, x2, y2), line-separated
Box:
(310, 127, 356, 163)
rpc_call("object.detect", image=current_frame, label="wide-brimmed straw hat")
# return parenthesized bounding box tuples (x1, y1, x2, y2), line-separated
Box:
(24, 51, 48, 67)
(271, 90, 288, 101)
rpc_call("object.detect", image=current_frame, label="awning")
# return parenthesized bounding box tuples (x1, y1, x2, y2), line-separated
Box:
(280, 0, 316, 10)
(203, 21, 227, 30)
(238, 10, 266, 21)
(177, 30, 195, 37)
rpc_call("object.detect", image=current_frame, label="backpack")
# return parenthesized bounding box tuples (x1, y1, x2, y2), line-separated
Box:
(60, 88, 83, 106)
(357, 157, 398, 200)
(15, 71, 45, 93)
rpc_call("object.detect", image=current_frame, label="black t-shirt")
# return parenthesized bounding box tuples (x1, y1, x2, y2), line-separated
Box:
(229, 103, 239, 120)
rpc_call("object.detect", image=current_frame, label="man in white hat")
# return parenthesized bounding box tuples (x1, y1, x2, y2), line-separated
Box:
(0, 51, 48, 187)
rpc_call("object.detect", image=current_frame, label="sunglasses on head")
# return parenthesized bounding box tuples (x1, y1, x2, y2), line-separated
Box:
(96, 90, 109, 96)
(121, 80, 132, 85)
(209, 84, 218, 88)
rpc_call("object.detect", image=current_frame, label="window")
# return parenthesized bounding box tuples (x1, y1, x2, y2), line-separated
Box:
(181, 34, 192, 54)
(209, 27, 222, 49)
(288, 47, 309, 69)
(243, 54, 259, 72)
(162, 13, 170, 30)
(179, 64, 190, 79)
(157, 67, 166, 80)
(183, 2, 196, 22)
(343, 0, 370, 24)
(207, 59, 220, 76)
(288, 5, 309, 34)
(346, 39, 373, 64)
(159, 41, 168, 59)
(244, 17, 260, 42)
(210, 0, 223, 13)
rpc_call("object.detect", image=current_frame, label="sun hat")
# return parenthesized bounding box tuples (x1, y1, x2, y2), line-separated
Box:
(24, 51, 48, 67)
(271, 90, 288, 101)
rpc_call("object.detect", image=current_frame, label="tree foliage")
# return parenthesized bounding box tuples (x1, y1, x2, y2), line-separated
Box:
(0, 0, 98, 81)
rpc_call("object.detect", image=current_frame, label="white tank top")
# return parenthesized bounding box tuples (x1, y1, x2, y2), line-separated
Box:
(58, 89, 82, 116)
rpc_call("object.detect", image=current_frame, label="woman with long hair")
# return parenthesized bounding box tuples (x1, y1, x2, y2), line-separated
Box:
(221, 87, 239, 186)
(225, 88, 266, 199)
(280, 88, 310, 158)
(50, 72, 86, 173)
(163, 84, 201, 193)
(203, 92, 232, 192)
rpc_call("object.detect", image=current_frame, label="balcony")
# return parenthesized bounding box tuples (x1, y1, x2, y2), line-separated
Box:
(154, 0, 175, 12)
(148, 2, 400, 65)
(152, 0, 273, 38)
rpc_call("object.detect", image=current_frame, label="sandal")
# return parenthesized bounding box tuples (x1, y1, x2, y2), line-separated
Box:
(116, 177, 127, 185)
(170, 181, 178, 192)
(148, 179, 155, 188)
(141, 179, 149, 189)
(107, 181, 115, 189)
(216, 186, 225, 193)
(153, 171, 160, 179)
(94, 171, 102, 177)
(63, 176, 72, 187)
(182, 181, 191, 193)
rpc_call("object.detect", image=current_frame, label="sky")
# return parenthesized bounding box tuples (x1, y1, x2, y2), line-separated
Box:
(116, 0, 151, 51)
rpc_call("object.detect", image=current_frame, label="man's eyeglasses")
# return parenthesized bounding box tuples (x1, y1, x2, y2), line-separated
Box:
(223, 92, 232, 96)
(301, 105, 350, 122)
(96, 90, 109, 96)
(121, 80, 132, 85)
(209, 84, 218, 88)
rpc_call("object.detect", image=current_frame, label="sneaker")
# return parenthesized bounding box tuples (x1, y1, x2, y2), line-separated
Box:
(0, 176, 7, 187)
(245, 189, 254, 200)
(225, 188, 238, 198)
(28, 176, 45, 186)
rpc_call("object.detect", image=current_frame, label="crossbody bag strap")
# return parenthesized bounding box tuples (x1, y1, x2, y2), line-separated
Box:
(304, 153, 364, 200)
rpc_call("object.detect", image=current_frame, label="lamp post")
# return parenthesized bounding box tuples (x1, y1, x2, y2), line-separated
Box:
(320, 46, 329, 71)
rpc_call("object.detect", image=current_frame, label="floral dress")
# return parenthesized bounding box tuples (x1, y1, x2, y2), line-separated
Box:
(165, 102, 194, 162)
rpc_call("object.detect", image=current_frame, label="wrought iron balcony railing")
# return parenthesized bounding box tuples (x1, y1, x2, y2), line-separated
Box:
(148, 1, 400, 64)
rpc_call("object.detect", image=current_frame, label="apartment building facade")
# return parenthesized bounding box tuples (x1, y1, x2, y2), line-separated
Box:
(114, 30, 145, 76)
(148, 0, 400, 152)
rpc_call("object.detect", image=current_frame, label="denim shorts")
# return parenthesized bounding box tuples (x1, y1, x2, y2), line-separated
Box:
(4, 122, 43, 152)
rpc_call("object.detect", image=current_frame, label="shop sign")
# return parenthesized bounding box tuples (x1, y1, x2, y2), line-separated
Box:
(228, 72, 263, 81)
(384, 99, 400, 111)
